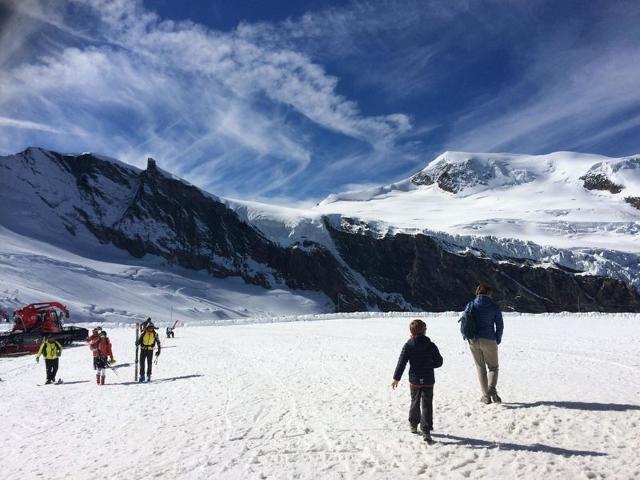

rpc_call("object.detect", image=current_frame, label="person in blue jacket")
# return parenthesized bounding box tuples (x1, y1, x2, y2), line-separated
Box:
(467, 284, 504, 404)
(391, 319, 443, 444)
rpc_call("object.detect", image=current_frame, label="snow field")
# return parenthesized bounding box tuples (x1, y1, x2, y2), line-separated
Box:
(1, 314, 640, 479)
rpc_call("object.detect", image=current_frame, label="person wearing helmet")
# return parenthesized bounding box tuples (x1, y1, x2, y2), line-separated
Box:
(136, 323, 161, 382)
(94, 330, 115, 385)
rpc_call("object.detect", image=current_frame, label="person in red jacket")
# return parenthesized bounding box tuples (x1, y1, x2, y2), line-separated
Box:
(87, 327, 101, 354)
(94, 330, 115, 385)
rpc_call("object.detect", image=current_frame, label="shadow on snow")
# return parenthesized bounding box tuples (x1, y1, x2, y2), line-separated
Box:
(502, 401, 640, 412)
(433, 434, 607, 457)
(114, 374, 204, 386)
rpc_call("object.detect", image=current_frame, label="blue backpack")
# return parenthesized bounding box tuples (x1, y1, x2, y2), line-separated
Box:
(458, 302, 478, 340)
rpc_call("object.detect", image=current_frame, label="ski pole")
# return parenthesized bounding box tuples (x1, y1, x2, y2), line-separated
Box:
(107, 362, 119, 376)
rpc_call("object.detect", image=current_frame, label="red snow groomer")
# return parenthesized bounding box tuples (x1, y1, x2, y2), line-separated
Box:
(0, 302, 89, 356)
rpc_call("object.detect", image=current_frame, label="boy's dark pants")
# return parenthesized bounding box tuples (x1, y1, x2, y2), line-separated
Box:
(45, 359, 58, 382)
(140, 349, 153, 378)
(409, 386, 433, 432)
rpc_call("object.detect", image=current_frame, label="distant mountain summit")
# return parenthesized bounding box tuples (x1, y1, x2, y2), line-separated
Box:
(317, 151, 640, 254)
(410, 152, 537, 193)
(2, 147, 639, 313)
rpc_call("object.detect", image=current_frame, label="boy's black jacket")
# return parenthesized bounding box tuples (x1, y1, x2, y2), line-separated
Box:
(393, 336, 443, 385)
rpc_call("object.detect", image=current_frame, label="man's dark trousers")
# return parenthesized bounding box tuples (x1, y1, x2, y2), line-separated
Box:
(45, 358, 58, 382)
(140, 349, 153, 378)
(409, 386, 433, 433)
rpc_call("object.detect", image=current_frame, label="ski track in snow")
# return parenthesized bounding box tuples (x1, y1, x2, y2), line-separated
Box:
(2, 314, 640, 479)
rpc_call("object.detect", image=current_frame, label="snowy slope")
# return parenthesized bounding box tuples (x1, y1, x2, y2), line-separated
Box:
(1, 313, 639, 479)
(0, 226, 332, 323)
(315, 151, 640, 252)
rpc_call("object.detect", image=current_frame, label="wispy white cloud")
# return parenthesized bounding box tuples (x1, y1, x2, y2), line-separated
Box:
(0, 115, 67, 134)
(449, 44, 640, 154)
(1, 0, 639, 203)
(0, 0, 414, 198)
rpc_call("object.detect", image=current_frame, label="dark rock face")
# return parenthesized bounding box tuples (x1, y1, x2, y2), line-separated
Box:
(580, 173, 623, 194)
(326, 219, 640, 313)
(6, 148, 640, 313)
(410, 171, 435, 187)
(625, 197, 640, 210)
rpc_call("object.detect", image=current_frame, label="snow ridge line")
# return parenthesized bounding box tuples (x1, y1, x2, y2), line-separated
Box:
(74, 310, 640, 330)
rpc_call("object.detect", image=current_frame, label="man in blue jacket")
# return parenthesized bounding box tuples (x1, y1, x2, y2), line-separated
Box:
(467, 284, 504, 404)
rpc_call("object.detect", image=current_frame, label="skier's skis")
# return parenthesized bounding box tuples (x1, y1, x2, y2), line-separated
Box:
(134, 322, 139, 382)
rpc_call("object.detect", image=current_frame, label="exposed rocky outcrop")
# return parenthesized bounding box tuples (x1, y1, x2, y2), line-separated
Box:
(410, 155, 535, 194)
(580, 173, 623, 194)
(624, 197, 640, 210)
(326, 219, 640, 312)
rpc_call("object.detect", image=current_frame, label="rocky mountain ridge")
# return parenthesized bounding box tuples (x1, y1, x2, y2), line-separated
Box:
(1, 147, 639, 312)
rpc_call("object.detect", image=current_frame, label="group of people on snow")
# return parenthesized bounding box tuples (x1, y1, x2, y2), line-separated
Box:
(31, 284, 503, 446)
(391, 283, 504, 444)
(35, 317, 165, 385)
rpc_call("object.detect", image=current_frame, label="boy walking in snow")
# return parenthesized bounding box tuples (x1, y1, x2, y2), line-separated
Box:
(136, 323, 161, 382)
(93, 330, 115, 385)
(36, 337, 63, 384)
(391, 319, 443, 444)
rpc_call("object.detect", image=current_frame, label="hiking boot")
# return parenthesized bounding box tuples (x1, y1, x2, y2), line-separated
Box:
(410, 424, 419, 434)
(423, 432, 434, 445)
(146, 376, 151, 383)
(480, 395, 492, 404)
(139, 376, 145, 383)
(45, 379, 52, 385)
(488, 388, 502, 404)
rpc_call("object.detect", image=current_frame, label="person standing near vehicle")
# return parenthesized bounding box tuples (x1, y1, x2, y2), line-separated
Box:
(36, 337, 63, 384)
(136, 323, 161, 382)
(463, 284, 504, 404)
(94, 330, 115, 385)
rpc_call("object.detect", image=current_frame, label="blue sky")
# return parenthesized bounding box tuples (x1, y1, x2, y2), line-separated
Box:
(1, 0, 640, 204)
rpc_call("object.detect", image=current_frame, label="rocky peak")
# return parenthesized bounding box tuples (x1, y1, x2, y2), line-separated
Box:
(410, 152, 536, 194)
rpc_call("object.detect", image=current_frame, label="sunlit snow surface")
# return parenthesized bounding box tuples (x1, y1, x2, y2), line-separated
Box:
(1, 313, 639, 479)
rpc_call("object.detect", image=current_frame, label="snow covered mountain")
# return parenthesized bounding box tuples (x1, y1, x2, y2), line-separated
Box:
(1, 147, 639, 320)
(317, 151, 640, 252)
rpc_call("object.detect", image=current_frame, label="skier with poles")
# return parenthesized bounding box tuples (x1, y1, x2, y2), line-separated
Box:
(93, 330, 115, 385)
(35, 336, 63, 384)
(136, 322, 161, 382)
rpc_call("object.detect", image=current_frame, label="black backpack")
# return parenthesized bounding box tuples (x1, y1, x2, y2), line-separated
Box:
(458, 302, 478, 340)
